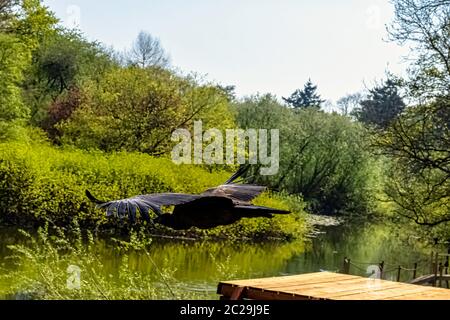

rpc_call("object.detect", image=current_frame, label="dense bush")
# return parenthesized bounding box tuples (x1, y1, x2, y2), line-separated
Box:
(0, 141, 307, 239)
(58, 67, 235, 156)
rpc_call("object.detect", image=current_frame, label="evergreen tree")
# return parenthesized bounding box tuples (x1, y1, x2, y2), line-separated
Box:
(353, 78, 405, 129)
(283, 79, 325, 109)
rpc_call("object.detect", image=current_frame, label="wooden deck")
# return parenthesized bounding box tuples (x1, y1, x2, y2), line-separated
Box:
(217, 272, 450, 300)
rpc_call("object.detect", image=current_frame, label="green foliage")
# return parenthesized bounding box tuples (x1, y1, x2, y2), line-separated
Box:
(0, 0, 59, 124)
(13, 0, 58, 51)
(236, 94, 379, 215)
(0, 121, 48, 144)
(0, 141, 306, 239)
(58, 67, 235, 155)
(35, 32, 110, 92)
(380, 0, 450, 237)
(377, 98, 450, 228)
(25, 31, 116, 124)
(0, 33, 30, 121)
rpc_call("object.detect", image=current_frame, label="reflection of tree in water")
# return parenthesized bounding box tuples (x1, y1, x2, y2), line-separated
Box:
(91, 239, 307, 282)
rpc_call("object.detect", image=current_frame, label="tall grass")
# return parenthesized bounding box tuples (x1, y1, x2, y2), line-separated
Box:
(1, 221, 209, 300)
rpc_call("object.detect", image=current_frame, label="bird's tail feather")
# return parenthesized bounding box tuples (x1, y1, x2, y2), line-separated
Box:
(85, 190, 106, 205)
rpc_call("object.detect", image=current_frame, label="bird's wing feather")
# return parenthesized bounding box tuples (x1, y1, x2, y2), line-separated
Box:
(86, 191, 201, 221)
(201, 184, 266, 203)
(224, 165, 250, 184)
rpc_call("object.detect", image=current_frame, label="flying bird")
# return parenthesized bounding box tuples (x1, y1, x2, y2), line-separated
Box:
(86, 166, 290, 230)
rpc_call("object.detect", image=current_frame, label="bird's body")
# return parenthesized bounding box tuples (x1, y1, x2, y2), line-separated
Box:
(86, 166, 290, 230)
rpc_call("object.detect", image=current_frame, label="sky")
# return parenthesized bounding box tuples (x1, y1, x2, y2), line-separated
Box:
(42, 0, 410, 104)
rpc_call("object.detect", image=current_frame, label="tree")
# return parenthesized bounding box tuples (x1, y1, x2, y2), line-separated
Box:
(0, 0, 58, 124)
(216, 84, 236, 102)
(337, 92, 363, 116)
(41, 87, 83, 142)
(283, 79, 325, 109)
(126, 31, 170, 68)
(236, 95, 376, 215)
(58, 67, 234, 155)
(0, 0, 18, 32)
(24, 30, 116, 124)
(13, 0, 58, 51)
(353, 78, 406, 129)
(388, 0, 450, 99)
(0, 33, 29, 121)
(379, 99, 450, 227)
(378, 0, 450, 231)
(33, 31, 113, 93)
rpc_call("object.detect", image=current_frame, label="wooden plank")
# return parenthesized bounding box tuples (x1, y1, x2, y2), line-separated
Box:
(259, 275, 368, 290)
(387, 290, 450, 300)
(219, 276, 380, 300)
(264, 278, 372, 291)
(269, 279, 404, 298)
(321, 284, 407, 299)
(217, 272, 450, 301)
(266, 277, 398, 291)
(333, 284, 450, 300)
(410, 274, 450, 285)
(220, 271, 347, 284)
(334, 286, 432, 300)
(220, 272, 357, 288)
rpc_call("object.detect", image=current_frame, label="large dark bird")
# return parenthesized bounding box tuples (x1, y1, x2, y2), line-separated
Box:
(86, 166, 289, 230)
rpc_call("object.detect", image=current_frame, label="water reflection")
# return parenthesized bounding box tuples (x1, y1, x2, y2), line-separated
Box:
(0, 220, 443, 298)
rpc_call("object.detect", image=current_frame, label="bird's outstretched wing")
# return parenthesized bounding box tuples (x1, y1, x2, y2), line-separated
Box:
(224, 165, 251, 184)
(202, 165, 266, 203)
(201, 184, 266, 203)
(86, 190, 201, 222)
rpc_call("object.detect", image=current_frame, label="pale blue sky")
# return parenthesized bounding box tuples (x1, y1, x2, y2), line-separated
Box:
(43, 0, 410, 103)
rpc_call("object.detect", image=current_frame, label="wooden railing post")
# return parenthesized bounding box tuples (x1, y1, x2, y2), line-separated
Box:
(413, 262, 418, 280)
(397, 266, 401, 282)
(379, 261, 385, 280)
(430, 251, 435, 274)
(343, 257, 350, 274)
(445, 255, 449, 289)
(433, 252, 439, 287)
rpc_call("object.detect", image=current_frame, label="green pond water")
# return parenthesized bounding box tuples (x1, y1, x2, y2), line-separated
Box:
(0, 219, 443, 299)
